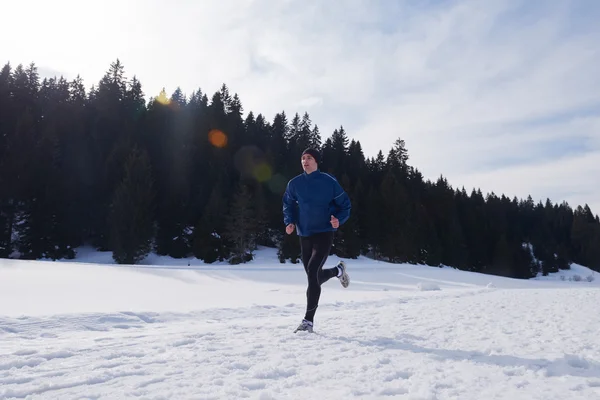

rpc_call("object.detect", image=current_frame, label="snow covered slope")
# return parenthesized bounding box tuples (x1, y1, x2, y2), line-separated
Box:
(1, 247, 599, 399)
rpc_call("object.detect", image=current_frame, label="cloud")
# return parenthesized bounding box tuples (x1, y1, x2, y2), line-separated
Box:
(451, 116, 600, 213)
(1, 0, 599, 213)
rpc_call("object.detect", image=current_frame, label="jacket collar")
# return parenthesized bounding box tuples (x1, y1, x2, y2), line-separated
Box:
(303, 168, 320, 178)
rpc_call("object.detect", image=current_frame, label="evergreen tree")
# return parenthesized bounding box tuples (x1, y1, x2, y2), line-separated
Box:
(415, 201, 442, 266)
(18, 75, 79, 260)
(252, 182, 272, 247)
(326, 126, 349, 175)
(87, 59, 133, 250)
(331, 175, 360, 259)
(513, 243, 540, 279)
(428, 177, 468, 268)
(1, 59, 599, 280)
(7, 109, 38, 258)
(145, 88, 192, 258)
(278, 228, 301, 264)
(351, 178, 370, 255)
(0, 63, 16, 256)
(487, 234, 513, 277)
(378, 171, 413, 262)
(346, 139, 366, 184)
(109, 147, 155, 264)
(268, 112, 289, 175)
(309, 124, 322, 149)
(365, 185, 385, 259)
(191, 184, 229, 263)
(225, 182, 260, 264)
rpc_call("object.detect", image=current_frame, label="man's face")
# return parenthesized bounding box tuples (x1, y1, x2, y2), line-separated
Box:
(301, 154, 318, 173)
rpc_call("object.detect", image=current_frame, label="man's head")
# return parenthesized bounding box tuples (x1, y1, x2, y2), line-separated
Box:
(301, 148, 320, 174)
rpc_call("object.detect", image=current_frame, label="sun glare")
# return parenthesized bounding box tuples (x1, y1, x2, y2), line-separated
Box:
(208, 129, 228, 148)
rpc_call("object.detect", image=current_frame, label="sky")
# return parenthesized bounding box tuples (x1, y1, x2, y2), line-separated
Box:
(1, 0, 600, 214)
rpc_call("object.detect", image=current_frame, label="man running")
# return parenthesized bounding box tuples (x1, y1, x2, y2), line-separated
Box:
(282, 148, 351, 333)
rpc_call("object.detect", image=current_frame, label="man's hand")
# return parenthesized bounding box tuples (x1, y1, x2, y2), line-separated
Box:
(286, 223, 295, 235)
(330, 215, 339, 229)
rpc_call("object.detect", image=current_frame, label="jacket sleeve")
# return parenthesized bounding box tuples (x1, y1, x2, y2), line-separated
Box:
(331, 180, 351, 225)
(282, 181, 298, 225)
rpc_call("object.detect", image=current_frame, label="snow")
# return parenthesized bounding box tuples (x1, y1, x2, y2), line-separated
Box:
(1, 247, 600, 399)
(534, 262, 597, 283)
(416, 282, 440, 291)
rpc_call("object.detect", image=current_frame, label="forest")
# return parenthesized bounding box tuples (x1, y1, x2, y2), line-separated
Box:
(1, 60, 599, 278)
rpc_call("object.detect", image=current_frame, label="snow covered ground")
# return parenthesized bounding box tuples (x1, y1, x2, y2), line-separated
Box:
(1, 247, 599, 399)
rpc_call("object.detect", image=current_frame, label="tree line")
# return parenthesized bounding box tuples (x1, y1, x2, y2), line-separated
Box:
(1, 60, 599, 278)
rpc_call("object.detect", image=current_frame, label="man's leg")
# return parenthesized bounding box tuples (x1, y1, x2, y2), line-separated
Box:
(300, 235, 312, 276)
(299, 234, 313, 317)
(304, 231, 337, 323)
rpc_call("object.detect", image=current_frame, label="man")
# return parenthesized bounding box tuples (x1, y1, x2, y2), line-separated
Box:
(282, 148, 351, 333)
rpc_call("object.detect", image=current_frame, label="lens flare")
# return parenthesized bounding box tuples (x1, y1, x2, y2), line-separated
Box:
(155, 91, 170, 105)
(253, 163, 272, 182)
(233, 145, 274, 183)
(267, 173, 288, 194)
(208, 129, 228, 148)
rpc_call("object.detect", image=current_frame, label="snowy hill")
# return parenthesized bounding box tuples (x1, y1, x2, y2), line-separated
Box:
(1, 247, 599, 399)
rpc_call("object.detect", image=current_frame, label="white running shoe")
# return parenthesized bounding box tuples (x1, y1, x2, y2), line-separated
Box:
(294, 319, 313, 333)
(337, 261, 350, 288)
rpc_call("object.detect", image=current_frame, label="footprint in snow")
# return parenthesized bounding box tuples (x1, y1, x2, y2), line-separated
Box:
(379, 387, 409, 396)
(40, 350, 74, 360)
(120, 311, 158, 323)
(171, 338, 196, 347)
(384, 371, 412, 381)
(13, 349, 38, 356)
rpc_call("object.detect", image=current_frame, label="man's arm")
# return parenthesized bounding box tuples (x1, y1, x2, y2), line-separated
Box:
(331, 180, 351, 225)
(282, 181, 298, 225)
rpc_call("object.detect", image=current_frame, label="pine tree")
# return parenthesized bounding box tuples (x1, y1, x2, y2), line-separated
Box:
(387, 138, 409, 172)
(459, 189, 488, 272)
(365, 186, 384, 259)
(299, 112, 313, 150)
(422, 177, 467, 267)
(268, 112, 289, 175)
(18, 76, 78, 260)
(145, 88, 192, 258)
(588, 227, 600, 271)
(346, 139, 366, 184)
(0, 63, 15, 257)
(253, 183, 271, 247)
(320, 138, 334, 173)
(414, 200, 442, 266)
(191, 184, 229, 263)
(379, 171, 413, 262)
(8, 108, 39, 258)
(109, 147, 155, 264)
(87, 59, 132, 250)
(288, 112, 301, 143)
(277, 229, 301, 264)
(225, 182, 259, 264)
(327, 126, 349, 175)
(309, 124, 322, 149)
(351, 178, 369, 255)
(487, 234, 513, 277)
(2, 58, 600, 279)
(331, 175, 360, 259)
(513, 243, 539, 279)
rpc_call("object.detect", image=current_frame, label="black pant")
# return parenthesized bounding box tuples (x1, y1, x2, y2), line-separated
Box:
(300, 231, 339, 322)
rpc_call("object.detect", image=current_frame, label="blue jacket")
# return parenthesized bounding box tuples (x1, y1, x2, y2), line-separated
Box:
(282, 170, 351, 237)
